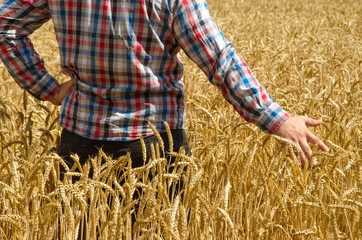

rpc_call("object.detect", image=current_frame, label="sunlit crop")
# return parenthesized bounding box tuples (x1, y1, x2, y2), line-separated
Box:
(0, 0, 360, 239)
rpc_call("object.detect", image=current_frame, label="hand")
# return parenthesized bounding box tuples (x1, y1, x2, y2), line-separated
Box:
(48, 78, 75, 106)
(274, 116, 329, 165)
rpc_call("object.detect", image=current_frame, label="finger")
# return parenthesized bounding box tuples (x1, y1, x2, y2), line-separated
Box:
(288, 145, 300, 165)
(49, 79, 75, 106)
(48, 92, 62, 106)
(299, 138, 312, 160)
(300, 139, 312, 159)
(307, 132, 329, 152)
(293, 149, 300, 165)
(57, 79, 74, 99)
(59, 79, 75, 97)
(304, 117, 322, 127)
(297, 143, 307, 165)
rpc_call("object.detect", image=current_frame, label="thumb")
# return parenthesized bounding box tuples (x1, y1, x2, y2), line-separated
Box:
(49, 78, 75, 106)
(58, 78, 75, 99)
(305, 118, 322, 127)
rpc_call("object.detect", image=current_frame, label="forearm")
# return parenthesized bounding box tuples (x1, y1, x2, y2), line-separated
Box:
(0, 0, 60, 101)
(173, 0, 290, 133)
(0, 36, 60, 100)
(208, 43, 290, 133)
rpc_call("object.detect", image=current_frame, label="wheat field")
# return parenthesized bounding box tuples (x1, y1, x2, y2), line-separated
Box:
(0, 0, 361, 239)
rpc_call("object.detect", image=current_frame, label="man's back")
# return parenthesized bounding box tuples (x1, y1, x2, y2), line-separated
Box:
(0, 0, 290, 142)
(48, 0, 185, 140)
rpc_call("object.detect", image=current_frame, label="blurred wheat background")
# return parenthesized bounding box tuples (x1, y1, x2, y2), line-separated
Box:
(0, 0, 361, 239)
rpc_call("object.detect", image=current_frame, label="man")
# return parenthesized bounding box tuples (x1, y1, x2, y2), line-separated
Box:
(0, 0, 328, 172)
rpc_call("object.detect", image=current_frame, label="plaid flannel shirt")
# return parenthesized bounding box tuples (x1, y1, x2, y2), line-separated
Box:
(0, 0, 290, 141)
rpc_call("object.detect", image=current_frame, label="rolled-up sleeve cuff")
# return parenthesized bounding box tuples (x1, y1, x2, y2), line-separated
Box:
(256, 102, 291, 134)
(28, 73, 60, 101)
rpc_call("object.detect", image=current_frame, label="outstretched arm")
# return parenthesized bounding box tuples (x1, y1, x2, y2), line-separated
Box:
(172, 0, 290, 133)
(172, 0, 328, 163)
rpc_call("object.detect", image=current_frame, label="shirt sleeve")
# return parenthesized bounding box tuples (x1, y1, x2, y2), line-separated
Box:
(172, 0, 290, 134)
(0, 0, 60, 101)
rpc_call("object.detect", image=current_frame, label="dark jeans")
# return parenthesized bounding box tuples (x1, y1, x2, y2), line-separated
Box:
(57, 128, 190, 238)
(58, 128, 191, 180)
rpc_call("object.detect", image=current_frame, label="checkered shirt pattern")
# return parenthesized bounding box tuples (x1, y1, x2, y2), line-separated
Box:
(0, 0, 290, 141)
